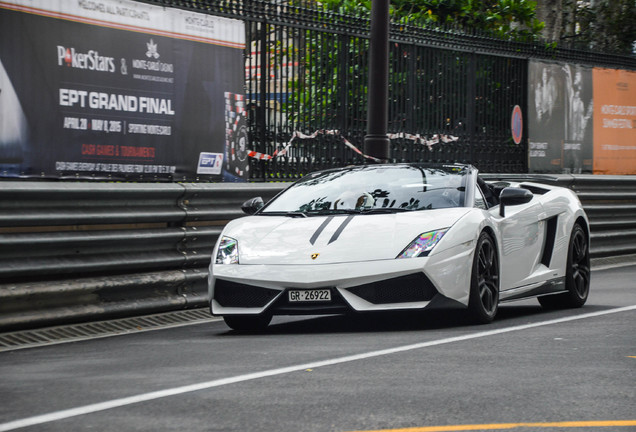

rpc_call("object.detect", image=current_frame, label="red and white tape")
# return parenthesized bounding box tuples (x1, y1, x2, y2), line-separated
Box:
(247, 130, 459, 162)
(386, 132, 459, 150)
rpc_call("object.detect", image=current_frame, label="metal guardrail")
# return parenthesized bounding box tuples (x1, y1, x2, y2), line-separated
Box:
(0, 182, 284, 331)
(1, 175, 635, 331)
(566, 177, 636, 259)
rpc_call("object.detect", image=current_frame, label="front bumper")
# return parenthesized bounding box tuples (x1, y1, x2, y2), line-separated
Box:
(213, 272, 439, 316)
(210, 245, 473, 316)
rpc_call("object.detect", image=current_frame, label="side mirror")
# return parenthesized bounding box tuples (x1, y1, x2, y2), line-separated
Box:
(241, 197, 264, 215)
(499, 187, 533, 217)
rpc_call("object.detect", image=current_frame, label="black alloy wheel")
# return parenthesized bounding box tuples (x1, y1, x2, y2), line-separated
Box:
(468, 232, 500, 323)
(539, 223, 590, 309)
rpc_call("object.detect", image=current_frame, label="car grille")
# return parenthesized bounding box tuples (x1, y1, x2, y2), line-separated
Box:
(346, 273, 437, 304)
(214, 279, 279, 308)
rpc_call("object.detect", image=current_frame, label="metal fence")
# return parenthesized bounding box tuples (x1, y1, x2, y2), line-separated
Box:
(1, 176, 635, 331)
(243, 8, 531, 178)
(142, 0, 636, 181)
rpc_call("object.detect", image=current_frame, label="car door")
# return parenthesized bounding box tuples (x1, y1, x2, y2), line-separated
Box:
(491, 191, 546, 290)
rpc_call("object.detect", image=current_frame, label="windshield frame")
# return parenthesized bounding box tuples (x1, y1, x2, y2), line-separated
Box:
(257, 163, 473, 216)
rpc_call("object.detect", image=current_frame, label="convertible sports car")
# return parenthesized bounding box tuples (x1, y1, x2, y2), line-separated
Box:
(208, 163, 591, 331)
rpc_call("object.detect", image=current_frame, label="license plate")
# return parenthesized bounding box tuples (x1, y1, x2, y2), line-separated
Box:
(288, 289, 331, 302)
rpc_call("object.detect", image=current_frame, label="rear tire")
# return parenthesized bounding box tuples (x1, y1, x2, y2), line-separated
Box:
(223, 314, 272, 332)
(539, 223, 590, 309)
(467, 232, 500, 324)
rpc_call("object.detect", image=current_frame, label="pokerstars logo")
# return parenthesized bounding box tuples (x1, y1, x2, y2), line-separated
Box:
(57, 46, 115, 73)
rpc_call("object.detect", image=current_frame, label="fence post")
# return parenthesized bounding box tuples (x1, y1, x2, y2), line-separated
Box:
(466, 51, 477, 165)
(364, 0, 390, 162)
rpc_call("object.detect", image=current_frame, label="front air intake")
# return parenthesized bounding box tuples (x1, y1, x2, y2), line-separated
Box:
(214, 280, 279, 308)
(346, 273, 437, 304)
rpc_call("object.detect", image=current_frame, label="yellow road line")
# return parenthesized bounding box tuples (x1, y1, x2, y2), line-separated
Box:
(347, 420, 636, 432)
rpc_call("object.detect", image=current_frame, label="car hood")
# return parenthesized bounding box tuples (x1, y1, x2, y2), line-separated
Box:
(222, 208, 471, 265)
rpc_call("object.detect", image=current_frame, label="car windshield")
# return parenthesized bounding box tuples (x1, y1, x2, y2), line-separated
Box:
(261, 164, 467, 215)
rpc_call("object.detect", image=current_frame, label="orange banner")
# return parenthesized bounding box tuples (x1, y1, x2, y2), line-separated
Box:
(593, 68, 636, 174)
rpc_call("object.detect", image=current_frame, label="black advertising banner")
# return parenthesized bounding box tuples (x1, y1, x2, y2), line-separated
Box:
(0, 0, 245, 181)
(528, 61, 594, 174)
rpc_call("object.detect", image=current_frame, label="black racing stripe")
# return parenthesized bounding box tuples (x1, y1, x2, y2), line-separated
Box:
(328, 215, 355, 244)
(310, 216, 334, 245)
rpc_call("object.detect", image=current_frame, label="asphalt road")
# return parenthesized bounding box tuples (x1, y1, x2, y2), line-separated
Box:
(1, 265, 635, 432)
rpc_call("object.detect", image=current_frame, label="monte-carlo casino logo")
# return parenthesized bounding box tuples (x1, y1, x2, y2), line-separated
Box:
(131, 39, 174, 73)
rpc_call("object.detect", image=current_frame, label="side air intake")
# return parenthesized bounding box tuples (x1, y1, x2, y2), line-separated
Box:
(540, 216, 558, 267)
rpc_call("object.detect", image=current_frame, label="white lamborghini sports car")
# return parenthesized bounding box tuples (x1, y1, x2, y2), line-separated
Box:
(208, 163, 591, 331)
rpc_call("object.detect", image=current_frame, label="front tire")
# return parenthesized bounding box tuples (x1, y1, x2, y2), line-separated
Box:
(223, 314, 272, 332)
(539, 223, 590, 309)
(467, 232, 500, 324)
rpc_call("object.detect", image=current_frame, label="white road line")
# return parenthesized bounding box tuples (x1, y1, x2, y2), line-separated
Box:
(1, 305, 635, 432)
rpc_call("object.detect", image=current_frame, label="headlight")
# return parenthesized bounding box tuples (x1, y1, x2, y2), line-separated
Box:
(216, 236, 239, 264)
(397, 229, 448, 259)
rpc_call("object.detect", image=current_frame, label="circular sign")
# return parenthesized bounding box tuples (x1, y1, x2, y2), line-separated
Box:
(511, 105, 523, 145)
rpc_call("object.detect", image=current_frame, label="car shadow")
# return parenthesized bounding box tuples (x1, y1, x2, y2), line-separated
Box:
(217, 302, 571, 336)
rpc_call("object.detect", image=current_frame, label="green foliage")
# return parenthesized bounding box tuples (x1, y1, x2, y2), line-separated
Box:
(318, 0, 371, 15)
(278, 0, 546, 134)
(274, 26, 369, 128)
(314, 0, 634, 54)
(282, 0, 544, 128)
(574, 0, 636, 56)
(317, 0, 545, 41)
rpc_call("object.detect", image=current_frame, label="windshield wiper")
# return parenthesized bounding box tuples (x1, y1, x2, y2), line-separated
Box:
(286, 212, 308, 218)
(359, 208, 412, 214)
(302, 208, 413, 216)
(266, 208, 415, 217)
(304, 209, 359, 216)
(260, 211, 307, 218)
